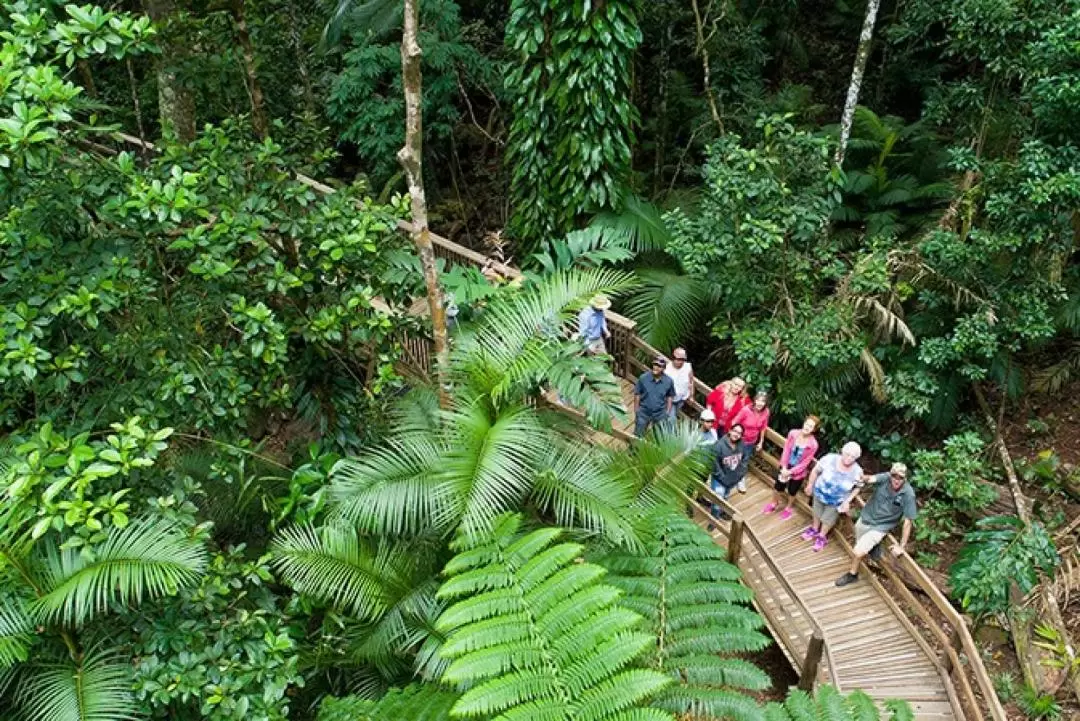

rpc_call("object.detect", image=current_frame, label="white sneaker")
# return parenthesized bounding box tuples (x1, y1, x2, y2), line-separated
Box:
(737, 479, 747, 493)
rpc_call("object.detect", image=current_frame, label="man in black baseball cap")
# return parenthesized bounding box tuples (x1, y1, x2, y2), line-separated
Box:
(633, 356, 675, 437)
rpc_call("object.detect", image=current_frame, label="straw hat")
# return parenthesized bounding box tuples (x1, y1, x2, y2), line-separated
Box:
(589, 294, 612, 310)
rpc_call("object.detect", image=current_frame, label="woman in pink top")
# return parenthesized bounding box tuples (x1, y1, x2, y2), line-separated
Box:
(705, 377, 749, 431)
(731, 391, 770, 492)
(763, 415, 820, 519)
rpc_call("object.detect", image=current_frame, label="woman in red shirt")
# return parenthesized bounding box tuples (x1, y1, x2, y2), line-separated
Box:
(705, 377, 749, 432)
(731, 391, 771, 492)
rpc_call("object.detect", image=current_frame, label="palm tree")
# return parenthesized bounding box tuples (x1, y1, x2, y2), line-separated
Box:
(0, 516, 207, 720)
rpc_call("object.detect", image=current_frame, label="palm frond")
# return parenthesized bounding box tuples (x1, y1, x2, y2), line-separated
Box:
(436, 514, 675, 721)
(624, 268, 711, 351)
(529, 442, 636, 546)
(1031, 341, 1080, 393)
(15, 648, 138, 721)
(859, 348, 888, 403)
(322, 0, 401, 49)
(592, 194, 673, 253)
(0, 596, 32, 670)
(541, 346, 628, 428)
(850, 296, 916, 346)
(605, 427, 709, 510)
(330, 434, 448, 537)
(271, 524, 416, 621)
(31, 519, 207, 627)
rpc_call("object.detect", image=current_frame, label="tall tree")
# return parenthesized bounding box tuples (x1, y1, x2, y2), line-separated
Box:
(834, 0, 881, 165)
(143, 0, 197, 141)
(398, 0, 451, 405)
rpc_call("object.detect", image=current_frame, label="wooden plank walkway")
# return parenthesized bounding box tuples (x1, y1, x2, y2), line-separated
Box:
(611, 379, 958, 720)
(721, 468, 958, 720)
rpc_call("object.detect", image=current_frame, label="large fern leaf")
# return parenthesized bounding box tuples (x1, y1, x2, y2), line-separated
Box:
(317, 683, 458, 721)
(0, 595, 32, 670)
(435, 513, 675, 721)
(597, 507, 770, 721)
(31, 519, 207, 627)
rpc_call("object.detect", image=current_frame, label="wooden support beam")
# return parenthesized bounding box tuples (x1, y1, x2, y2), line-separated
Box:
(799, 632, 825, 691)
(727, 516, 745, 565)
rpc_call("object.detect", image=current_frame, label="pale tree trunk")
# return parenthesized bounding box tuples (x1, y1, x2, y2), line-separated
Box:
(834, 0, 881, 166)
(143, 0, 196, 142)
(230, 0, 269, 139)
(690, 0, 723, 133)
(398, 0, 450, 407)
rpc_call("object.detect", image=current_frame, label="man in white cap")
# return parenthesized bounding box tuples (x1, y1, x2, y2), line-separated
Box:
(835, 462, 917, 586)
(801, 441, 863, 552)
(697, 408, 718, 446)
(577, 294, 612, 355)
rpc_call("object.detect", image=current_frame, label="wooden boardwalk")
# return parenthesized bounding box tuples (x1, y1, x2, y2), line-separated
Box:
(721, 467, 958, 720)
(610, 378, 959, 720)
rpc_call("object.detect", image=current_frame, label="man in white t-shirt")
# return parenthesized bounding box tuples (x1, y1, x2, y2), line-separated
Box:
(664, 348, 694, 421)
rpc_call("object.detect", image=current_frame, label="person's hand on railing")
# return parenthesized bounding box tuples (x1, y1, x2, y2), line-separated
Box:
(890, 541, 906, 557)
(838, 500, 851, 515)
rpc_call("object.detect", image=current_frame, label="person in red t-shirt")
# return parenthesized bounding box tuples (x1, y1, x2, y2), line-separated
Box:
(705, 377, 749, 433)
(731, 391, 771, 493)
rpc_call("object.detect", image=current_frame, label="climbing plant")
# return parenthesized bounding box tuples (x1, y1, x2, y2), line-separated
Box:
(504, 0, 641, 247)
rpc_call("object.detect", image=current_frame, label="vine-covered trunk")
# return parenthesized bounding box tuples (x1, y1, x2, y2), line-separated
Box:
(835, 0, 881, 165)
(690, 0, 722, 132)
(231, 0, 269, 139)
(398, 0, 450, 407)
(143, 0, 196, 142)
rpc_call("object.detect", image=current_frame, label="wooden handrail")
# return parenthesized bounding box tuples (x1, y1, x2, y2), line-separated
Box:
(755, 430, 1007, 721)
(684, 483, 842, 690)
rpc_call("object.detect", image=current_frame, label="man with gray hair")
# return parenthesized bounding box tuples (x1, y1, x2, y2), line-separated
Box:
(801, 441, 863, 552)
(835, 462, 918, 586)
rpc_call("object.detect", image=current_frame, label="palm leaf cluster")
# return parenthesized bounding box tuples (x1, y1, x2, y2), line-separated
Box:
(597, 507, 771, 721)
(435, 513, 675, 721)
(0, 518, 207, 721)
(271, 524, 447, 683)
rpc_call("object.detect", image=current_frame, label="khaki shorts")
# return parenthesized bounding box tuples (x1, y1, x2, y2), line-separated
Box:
(811, 496, 840, 526)
(585, 337, 607, 355)
(853, 519, 887, 556)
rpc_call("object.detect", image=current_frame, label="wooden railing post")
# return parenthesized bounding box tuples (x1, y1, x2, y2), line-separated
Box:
(727, 516, 744, 564)
(798, 631, 825, 691)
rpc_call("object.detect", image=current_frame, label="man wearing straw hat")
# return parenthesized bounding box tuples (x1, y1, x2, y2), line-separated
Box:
(578, 294, 612, 355)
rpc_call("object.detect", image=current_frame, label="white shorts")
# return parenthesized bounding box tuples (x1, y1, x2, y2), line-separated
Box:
(853, 519, 887, 556)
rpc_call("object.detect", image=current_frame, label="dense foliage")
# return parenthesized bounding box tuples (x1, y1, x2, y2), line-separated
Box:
(3, 0, 1079, 716)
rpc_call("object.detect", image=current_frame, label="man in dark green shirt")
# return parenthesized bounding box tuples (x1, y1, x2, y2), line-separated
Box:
(835, 462, 917, 587)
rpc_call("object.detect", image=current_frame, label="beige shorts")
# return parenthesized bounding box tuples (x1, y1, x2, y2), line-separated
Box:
(853, 519, 887, 556)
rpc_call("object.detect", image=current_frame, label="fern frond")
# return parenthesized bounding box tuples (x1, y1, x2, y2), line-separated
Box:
(317, 683, 459, 721)
(0, 595, 32, 670)
(436, 514, 674, 721)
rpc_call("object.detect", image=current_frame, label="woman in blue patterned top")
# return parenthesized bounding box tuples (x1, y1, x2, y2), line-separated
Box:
(800, 441, 863, 552)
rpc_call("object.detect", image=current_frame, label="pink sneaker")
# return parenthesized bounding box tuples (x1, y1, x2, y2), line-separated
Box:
(800, 527, 818, 541)
(762, 502, 777, 514)
(779, 508, 793, 520)
(813, 535, 828, 552)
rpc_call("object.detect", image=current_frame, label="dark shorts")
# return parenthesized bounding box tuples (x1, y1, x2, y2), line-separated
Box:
(774, 474, 804, 496)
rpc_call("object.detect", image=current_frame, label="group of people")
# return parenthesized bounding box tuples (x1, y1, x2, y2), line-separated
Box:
(632, 348, 918, 589)
(583, 297, 918, 588)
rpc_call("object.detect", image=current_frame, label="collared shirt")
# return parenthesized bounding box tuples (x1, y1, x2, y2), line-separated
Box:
(859, 474, 918, 532)
(812, 453, 863, 506)
(664, 361, 693, 401)
(578, 307, 608, 341)
(634, 371, 675, 417)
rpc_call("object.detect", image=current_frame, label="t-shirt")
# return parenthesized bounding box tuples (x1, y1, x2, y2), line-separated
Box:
(712, 436, 748, 488)
(812, 453, 863, 506)
(634, 371, 675, 417)
(698, 428, 718, 446)
(664, 362, 693, 402)
(732, 405, 770, 445)
(577, 307, 608, 341)
(858, 474, 918, 532)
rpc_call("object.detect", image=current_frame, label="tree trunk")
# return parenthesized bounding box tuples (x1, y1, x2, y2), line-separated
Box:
(834, 0, 881, 166)
(974, 384, 1080, 702)
(690, 0, 723, 133)
(230, 0, 268, 139)
(398, 0, 450, 408)
(143, 0, 196, 142)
